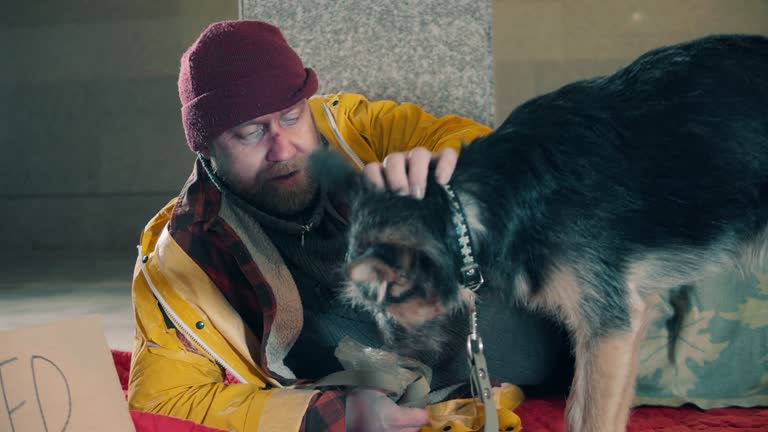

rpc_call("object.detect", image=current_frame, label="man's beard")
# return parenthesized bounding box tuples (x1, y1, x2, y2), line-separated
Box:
(214, 158, 320, 217)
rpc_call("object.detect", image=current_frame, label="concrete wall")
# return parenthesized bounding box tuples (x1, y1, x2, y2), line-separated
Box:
(240, 0, 495, 127)
(0, 1, 237, 255)
(492, 0, 768, 122)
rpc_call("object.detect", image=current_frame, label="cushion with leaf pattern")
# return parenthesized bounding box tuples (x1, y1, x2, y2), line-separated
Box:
(635, 270, 768, 408)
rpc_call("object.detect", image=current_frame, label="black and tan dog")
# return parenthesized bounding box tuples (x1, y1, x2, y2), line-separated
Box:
(311, 34, 768, 431)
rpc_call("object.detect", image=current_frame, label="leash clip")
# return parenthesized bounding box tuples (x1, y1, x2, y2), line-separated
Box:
(466, 302, 498, 432)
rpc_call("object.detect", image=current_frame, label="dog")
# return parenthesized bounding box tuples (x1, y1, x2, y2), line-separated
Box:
(310, 34, 768, 431)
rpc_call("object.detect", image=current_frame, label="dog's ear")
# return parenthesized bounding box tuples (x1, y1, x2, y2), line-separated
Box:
(345, 244, 418, 303)
(348, 256, 397, 283)
(308, 149, 366, 200)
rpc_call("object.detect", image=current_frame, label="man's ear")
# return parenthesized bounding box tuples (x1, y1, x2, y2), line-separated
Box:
(308, 149, 366, 199)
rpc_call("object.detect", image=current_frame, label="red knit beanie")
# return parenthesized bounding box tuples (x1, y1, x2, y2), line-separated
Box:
(178, 20, 318, 153)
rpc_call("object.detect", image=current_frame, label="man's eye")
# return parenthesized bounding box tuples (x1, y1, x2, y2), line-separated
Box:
(239, 126, 265, 142)
(280, 116, 299, 127)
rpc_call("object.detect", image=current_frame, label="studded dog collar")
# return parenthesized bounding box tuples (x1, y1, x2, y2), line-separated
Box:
(442, 183, 484, 291)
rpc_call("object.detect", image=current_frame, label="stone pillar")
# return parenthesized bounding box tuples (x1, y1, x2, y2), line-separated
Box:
(241, 0, 495, 127)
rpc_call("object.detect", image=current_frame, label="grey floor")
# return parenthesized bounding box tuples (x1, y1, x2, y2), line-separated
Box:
(0, 252, 135, 351)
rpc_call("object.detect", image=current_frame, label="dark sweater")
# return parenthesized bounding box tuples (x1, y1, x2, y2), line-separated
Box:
(237, 190, 385, 380)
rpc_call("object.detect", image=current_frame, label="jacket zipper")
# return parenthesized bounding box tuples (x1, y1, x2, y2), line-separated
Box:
(137, 247, 249, 384)
(300, 223, 313, 247)
(321, 102, 365, 170)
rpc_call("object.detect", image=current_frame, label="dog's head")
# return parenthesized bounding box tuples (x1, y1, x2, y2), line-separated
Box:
(308, 150, 467, 330)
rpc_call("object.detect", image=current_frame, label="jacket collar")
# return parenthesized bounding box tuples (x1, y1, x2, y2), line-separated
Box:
(169, 158, 222, 233)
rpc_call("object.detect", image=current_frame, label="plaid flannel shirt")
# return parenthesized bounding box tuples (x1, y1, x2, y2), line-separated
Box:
(168, 159, 346, 432)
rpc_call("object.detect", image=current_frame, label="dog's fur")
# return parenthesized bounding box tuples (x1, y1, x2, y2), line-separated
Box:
(311, 34, 768, 431)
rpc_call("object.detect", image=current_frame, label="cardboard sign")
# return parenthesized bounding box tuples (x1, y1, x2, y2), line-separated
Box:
(0, 315, 135, 432)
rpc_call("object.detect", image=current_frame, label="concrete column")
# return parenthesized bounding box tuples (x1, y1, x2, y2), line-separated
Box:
(240, 0, 495, 127)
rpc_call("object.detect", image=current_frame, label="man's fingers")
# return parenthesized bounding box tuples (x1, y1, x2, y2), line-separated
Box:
(406, 147, 432, 199)
(433, 148, 458, 185)
(382, 152, 410, 195)
(366, 147, 458, 198)
(385, 406, 430, 429)
(346, 388, 430, 432)
(362, 162, 386, 190)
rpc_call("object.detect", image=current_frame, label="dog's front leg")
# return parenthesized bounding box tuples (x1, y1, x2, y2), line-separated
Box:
(613, 293, 651, 431)
(567, 331, 636, 432)
(566, 297, 646, 432)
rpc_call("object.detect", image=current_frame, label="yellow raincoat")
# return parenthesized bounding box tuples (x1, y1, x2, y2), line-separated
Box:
(128, 93, 496, 431)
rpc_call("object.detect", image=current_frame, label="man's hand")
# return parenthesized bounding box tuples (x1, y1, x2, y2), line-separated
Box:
(363, 147, 458, 199)
(346, 388, 429, 432)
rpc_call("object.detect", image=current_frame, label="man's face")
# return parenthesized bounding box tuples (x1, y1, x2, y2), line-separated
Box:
(207, 99, 321, 216)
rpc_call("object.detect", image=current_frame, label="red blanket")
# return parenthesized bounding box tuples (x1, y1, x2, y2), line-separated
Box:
(113, 351, 767, 431)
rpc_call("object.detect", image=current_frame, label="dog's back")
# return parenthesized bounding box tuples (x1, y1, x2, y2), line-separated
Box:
(456, 34, 768, 292)
(448, 34, 768, 431)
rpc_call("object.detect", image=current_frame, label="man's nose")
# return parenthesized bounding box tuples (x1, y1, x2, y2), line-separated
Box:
(265, 128, 296, 162)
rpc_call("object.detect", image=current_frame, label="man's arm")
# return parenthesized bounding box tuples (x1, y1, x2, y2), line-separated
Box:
(129, 229, 335, 432)
(355, 97, 492, 158)
(129, 293, 422, 432)
(129, 338, 280, 431)
(347, 95, 492, 198)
